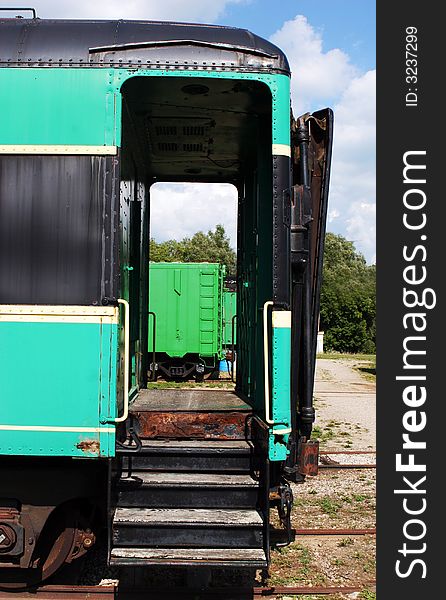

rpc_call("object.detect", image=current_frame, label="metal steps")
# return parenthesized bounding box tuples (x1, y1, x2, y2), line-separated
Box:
(121, 439, 252, 473)
(110, 547, 267, 568)
(117, 471, 259, 508)
(111, 508, 265, 560)
(111, 437, 267, 568)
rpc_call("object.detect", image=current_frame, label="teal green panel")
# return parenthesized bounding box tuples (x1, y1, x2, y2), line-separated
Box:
(0, 69, 117, 145)
(0, 68, 289, 147)
(268, 323, 291, 461)
(0, 430, 109, 458)
(269, 74, 291, 147)
(0, 321, 117, 457)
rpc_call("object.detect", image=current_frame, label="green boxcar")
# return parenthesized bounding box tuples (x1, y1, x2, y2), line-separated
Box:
(148, 263, 225, 379)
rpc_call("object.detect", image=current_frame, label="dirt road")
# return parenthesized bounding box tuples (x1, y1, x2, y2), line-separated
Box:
(313, 358, 376, 450)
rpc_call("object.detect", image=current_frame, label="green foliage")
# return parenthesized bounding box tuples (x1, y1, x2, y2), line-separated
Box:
(149, 224, 236, 276)
(320, 233, 376, 353)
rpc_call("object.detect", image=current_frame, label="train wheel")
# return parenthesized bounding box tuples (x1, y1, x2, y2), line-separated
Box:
(0, 505, 76, 590)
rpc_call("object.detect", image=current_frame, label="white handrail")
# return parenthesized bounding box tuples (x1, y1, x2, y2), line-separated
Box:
(114, 298, 130, 423)
(263, 300, 274, 425)
(263, 300, 292, 436)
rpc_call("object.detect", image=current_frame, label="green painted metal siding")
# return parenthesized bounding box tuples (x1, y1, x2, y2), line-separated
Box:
(0, 69, 117, 146)
(148, 263, 224, 360)
(0, 320, 117, 457)
(223, 291, 237, 347)
(268, 319, 292, 461)
(0, 68, 290, 149)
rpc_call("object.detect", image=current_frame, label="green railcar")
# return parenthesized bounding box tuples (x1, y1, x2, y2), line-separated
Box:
(148, 262, 225, 380)
(0, 14, 333, 586)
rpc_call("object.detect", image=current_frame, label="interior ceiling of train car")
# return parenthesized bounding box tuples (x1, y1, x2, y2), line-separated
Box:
(121, 76, 272, 182)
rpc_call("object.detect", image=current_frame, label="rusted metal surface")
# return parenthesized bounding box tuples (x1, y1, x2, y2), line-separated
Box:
(297, 439, 319, 476)
(131, 389, 252, 439)
(134, 410, 250, 440)
(0, 585, 116, 599)
(295, 528, 376, 536)
(76, 440, 100, 455)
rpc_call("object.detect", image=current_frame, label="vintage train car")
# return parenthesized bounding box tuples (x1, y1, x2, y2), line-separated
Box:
(0, 14, 332, 589)
(147, 262, 225, 380)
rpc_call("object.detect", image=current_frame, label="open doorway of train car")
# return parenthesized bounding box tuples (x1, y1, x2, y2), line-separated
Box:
(148, 182, 238, 381)
(119, 75, 274, 416)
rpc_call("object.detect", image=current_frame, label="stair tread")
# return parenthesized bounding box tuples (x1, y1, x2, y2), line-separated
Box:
(118, 472, 258, 487)
(114, 507, 263, 526)
(138, 440, 252, 450)
(131, 389, 252, 412)
(110, 547, 266, 561)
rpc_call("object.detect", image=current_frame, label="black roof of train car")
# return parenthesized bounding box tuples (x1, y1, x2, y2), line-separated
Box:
(0, 19, 289, 73)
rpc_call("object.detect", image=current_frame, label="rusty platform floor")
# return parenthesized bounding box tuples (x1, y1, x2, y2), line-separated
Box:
(130, 389, 252, 440)
(131, 389, 251, 412)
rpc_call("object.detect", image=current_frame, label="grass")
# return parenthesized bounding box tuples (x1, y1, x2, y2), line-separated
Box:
(312, 420, 354, 446)
(359, 592, 376, 600)
(338, 537, 354, 547)
(318, 496, 342, 516)
(316, 352, 376, 362)
(354, 364, 376, 381)
(311, 425, 335, 444)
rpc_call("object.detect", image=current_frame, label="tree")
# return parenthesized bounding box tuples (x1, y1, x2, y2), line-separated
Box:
(150, 224, 237, 276)
(320, 233, 376, 353)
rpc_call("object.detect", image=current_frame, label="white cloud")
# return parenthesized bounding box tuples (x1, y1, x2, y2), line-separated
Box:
(345, 201, 376, 264)
(329, 70, 376, 263)
(270, 15, 357, 115)
(150, 183, 238, 247)
(270, 16, 375, 263)
(28, 0, 247, 23)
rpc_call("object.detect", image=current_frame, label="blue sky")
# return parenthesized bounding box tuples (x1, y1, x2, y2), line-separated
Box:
(5, 1, 376, 262)
(219, 0, 376, 72)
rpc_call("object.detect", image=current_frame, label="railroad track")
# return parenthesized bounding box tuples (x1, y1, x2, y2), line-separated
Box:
(122, 584, 377, 597)
(295, 527, 375, 536)
(319, 463, 376, 469)
(6, 583, 376, 599)
(318, 449, 376, 469)
(0, 585, 115, 600)
(320, 450, 376, 455)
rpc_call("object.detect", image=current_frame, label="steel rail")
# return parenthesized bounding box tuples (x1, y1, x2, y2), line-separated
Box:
(118, 584, 376, 598)
(295, 527, 376, 536)
(320, 450, 376, 455)
(0, 583, 377, 599)
(0, 586, 115, 600)
(318, 463, 376, 469)
(253, 584, 376, 596)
